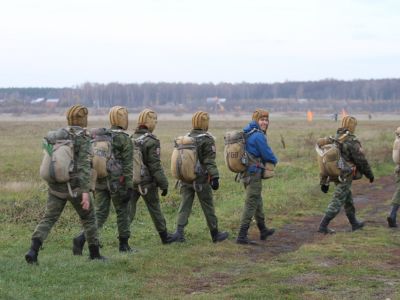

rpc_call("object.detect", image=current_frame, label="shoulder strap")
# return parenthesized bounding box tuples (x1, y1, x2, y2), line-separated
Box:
(244, 128, 259, 140)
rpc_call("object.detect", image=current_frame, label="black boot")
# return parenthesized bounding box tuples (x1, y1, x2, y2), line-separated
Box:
(210, 229, 229, 243)
(171, 225, 186, 243)
(318, 215, 336, 234)
(72, 232, 86, 256)
(119, 237, 133, 252)
(257, 222, 275, 240)
(159, 231, 178, 244)
(88, 244, 106, 260)
(387, 205, 399, 228)
(236, 224, 256, 244)
(346, 213, 364, 231)
(25, 238, 42, 264)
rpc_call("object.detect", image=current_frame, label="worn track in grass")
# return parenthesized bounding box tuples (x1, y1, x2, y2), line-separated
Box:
(243, 176, 397, 260)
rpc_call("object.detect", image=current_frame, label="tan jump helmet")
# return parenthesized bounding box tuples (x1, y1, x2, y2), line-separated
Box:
(66, 105, 88, 127)
(192, 111, 209, 131)
(109, 106, 129, 130)
(138, 108, 157, 132)
(252, 109, 269, 122)
(341, 115, 357, 133)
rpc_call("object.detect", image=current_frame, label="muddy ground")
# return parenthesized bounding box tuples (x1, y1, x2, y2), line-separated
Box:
(244, 175, 397, 259)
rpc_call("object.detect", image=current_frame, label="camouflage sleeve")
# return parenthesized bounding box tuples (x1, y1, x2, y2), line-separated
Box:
(76, 135, 92, 193)
(349, 140, 374, 179)
(145, 138, 168, 190)
(113, 133, 133, 189)
(198, 136, 219, 179)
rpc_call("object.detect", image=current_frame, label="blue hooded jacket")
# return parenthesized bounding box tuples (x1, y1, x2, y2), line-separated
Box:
(243, 120, 278, 174)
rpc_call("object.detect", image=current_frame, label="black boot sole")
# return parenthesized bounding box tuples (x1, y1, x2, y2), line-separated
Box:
(25, 254, 38, 264)
(387, 217, 398, 228)
(260, 229, 275, 240)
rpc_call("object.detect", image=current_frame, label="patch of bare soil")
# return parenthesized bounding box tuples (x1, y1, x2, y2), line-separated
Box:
(245, 175, 398, 261)
(186, 176, 399, 295)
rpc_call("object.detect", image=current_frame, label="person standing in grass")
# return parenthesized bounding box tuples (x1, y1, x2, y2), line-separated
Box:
(172, 111, 229, 243)
(387, 127, 400, 228)
(72, 106, 134, 254)
(318, 115, 374, 234)
(128, 109, 177, 244)
(236, 109, 278, 244)
(25, 105, 104, 264)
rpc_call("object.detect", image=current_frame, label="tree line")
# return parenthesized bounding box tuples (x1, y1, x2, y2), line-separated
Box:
(1, 78, 400, 112)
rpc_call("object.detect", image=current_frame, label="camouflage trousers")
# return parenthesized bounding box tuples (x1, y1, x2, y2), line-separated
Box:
(32, 191, 99, 245)
(128, 186, 167, 233)
(325, 179, 355, 218)
(95, 189, 130, 238)
(392, 174, 400, 205)
(240, 174, 266, 226)
(176, 182, 218, 231)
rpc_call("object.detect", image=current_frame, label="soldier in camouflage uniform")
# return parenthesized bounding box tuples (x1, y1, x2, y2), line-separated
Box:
(236, 109, 278, 244)
(172, 111, 228, 243)
(73, 106, 134, 254)
(128, 109, 177, 244)
(318, 116, 374, 234)
(25, 105, 104, 264)
(387, 127, 400, 228)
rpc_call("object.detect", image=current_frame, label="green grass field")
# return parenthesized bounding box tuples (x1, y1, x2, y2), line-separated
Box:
(1, 115, 400, 299)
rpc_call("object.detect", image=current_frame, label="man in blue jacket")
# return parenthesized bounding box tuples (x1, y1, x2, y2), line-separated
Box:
(236, 109, 278, 244)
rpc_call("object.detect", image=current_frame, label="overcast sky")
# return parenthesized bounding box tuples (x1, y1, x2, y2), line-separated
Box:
(1, 0, 399, 87)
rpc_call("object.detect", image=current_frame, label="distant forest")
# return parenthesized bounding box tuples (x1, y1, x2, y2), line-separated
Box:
(1, 78, 400, 113)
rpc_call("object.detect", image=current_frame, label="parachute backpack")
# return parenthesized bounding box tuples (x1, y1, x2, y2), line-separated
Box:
(91, 128, 113, 179)
(224, 131, 247, 173)
(171, 134, 203, 183)
(132, 133, 152, 195)
(224, 129, 258, 173)
(315, 133, 351, 181)
(393, 127, 400, 164)
(39, 128, 76, 196)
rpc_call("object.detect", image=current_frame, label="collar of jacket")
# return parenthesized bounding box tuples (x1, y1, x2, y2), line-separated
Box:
(111, 125, 124, 131)
(191, 129, 206, 134)
(135, 127, 150, 134)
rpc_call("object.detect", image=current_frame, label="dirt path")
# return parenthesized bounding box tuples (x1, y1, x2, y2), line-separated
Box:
(246, 175, 397, 260)
(184, 176, 399, 294)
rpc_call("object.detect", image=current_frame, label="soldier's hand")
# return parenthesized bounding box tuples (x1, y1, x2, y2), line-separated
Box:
(81, 192, 90, 210)
(369, 176, 374, 183)
(321, 184, 329, 193)
(210, 177, 219, 190)
(161, 189, 168, 196)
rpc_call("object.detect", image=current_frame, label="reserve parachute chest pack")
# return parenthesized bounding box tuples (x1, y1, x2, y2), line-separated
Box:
(40, 128, 75, 183)
(171, 134, 205, 183)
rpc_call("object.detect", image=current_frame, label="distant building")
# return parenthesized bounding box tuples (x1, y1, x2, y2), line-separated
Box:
(30, 98, 59, 110)
(45, 99, 59, 109)
(31, 98, 46, 104)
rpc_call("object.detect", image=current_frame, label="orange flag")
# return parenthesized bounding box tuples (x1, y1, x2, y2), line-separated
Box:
(307, 110, 313, 122)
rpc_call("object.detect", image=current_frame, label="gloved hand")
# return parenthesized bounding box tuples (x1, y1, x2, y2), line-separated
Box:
(321, 184, 329, 193)
(369, 176, 374, 183)
(161, 189, 168, 196)
(210, 177, 219, 190)
(122, 188, 133, 203)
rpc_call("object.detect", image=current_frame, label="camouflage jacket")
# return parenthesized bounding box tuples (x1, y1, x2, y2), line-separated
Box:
(132, 128, 168, 190)
(96, 126, 133, 190)
(189, 129, 219, 180)
(48, 126, 92, 193)
(336, 128, 374, 180)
